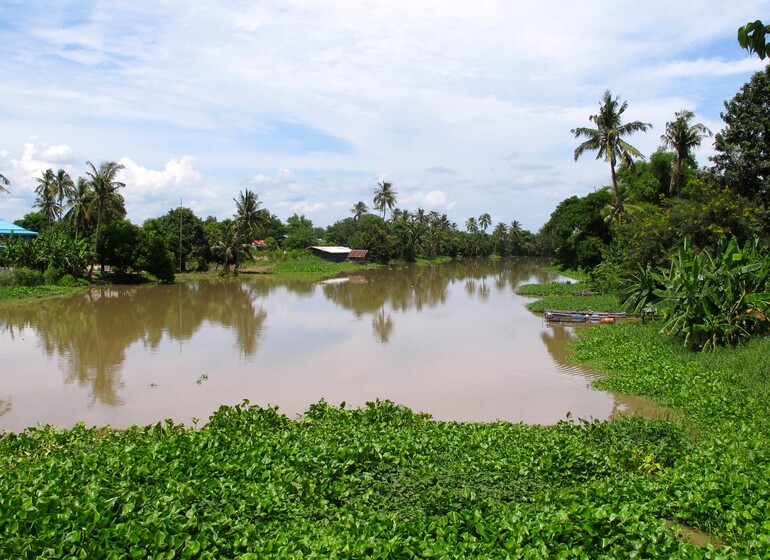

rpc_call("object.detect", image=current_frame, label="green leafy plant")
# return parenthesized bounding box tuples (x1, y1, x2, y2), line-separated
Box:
(654, 238, 770, 350)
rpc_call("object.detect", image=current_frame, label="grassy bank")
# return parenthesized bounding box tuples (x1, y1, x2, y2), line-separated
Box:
(516, 280, 619, 313)
(0, 284, 84, 301)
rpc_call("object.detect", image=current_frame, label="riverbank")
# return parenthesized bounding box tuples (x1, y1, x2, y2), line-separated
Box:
(1, 265, 768, 556)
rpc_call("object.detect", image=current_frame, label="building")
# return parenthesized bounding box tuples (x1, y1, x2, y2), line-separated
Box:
(0, 219, 38, 242)
(309, 246, 352, 262)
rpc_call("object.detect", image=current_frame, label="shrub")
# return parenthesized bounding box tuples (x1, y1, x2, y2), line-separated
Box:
(654, 237, 770, 349)
(0, 267, 44, 286)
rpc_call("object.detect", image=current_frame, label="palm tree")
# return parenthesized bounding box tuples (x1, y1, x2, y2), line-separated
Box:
(572, 90, 651, 217)
(85, 161, 126, 275)
(0, 172, 9, 193)
(35, 169, 58, 226)
(661, 109, 712, 197)
(478, 212, 492, 232)
(373, 181, 398, 219)
(465, 216, 479, 234)
(52, 168, 75, 221)
(65, 177, 92, 240)
(214, 222, 253, 273)
(351, 201, 369, 220)
(509, 220, 523, 239)
(234, 189, 263, 240)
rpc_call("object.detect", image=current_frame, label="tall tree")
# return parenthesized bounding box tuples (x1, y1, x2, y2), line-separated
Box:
(572, 90, 651, 219)
(373, 181, 398, 219)
(711, 66, 770, 212)
(85, 161, 126, 275)
(35, 169, 58, 226)
(465, 216, 479, 233)
(65, 177, 92, 240)
(0, 173, 9, 193)
(661, 110, 712, 197)
(351, 201, 369, 220)
(478, 212, 492, 232)
(234, 189, 263, 240)
(51, 168, 76, 221)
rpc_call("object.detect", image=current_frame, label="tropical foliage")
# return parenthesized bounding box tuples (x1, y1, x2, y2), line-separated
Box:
(622, 238, 770, 350)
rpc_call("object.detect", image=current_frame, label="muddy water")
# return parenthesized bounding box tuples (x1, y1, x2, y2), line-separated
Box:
(0, 259, 655, 432)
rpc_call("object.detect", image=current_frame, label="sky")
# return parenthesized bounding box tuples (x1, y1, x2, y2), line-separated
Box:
(1, 1, 768, 233)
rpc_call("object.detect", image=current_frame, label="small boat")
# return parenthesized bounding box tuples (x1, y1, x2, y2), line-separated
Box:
(544, 311, 588, 323)
(544, 310, 630, 323)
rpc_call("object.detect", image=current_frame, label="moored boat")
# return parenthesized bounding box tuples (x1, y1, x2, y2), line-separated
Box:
(544, 310, 630, 323)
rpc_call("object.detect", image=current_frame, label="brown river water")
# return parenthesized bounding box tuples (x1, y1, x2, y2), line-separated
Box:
(0, 258, 656, 432)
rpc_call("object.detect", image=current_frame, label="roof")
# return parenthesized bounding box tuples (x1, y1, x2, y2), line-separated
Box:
(0, 219, 37, 236)
(347, 249, 369, 259)
(309, 246, 352, 254)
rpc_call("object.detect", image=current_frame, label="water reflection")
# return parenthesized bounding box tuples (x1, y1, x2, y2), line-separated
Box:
(0, 281, 266, 406)
(0, 258, 652, 431)
(322, 258, 549, 343)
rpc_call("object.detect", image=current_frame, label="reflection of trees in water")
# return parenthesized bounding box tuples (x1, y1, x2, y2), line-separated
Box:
(322, 257, 551, 344)
(372, 307, 394, 344)
(0, 398, 11, 417)
(540, 324, 585, 371)
(0, 280, 267, 404)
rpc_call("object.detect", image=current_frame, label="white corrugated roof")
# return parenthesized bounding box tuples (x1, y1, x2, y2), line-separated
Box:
(310, 246, 351, 254)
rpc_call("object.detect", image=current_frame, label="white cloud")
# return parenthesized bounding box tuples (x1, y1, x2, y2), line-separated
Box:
(1, 0, 768, 231)
(119, 156, 203, 197)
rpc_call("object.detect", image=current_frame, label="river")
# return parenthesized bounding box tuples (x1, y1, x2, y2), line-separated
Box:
(0, 258, 649, 432)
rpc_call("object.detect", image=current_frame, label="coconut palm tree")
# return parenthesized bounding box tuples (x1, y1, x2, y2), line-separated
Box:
(65, 177, 92, 240)
(85, 161, 126, 275)
(52, 168, 75, 221)
(373, 181, 398, 219)
(234, 189, 263, 240)
(0, 173, 9, 193)
(465, 216, 479, 234)
(35, 169, 58, 226)
(572, 90, 651, 217)
(509, 220, 523, 239)
(351, 201, 369, 220)
(478, 212, 492, 232)
(661, 109, 712, 197)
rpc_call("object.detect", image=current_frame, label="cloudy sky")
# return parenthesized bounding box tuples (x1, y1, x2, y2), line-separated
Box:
(0, 1, 767, 232)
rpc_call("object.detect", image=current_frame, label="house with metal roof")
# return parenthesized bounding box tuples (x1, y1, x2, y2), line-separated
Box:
(309, 246, 352, 262)
(0, 219, 38, 242)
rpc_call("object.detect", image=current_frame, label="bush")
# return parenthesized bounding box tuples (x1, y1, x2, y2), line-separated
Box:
(654, 237, 770, 349)
(0, 267, 44, 286)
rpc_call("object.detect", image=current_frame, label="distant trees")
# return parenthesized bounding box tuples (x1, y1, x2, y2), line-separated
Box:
(572, 90, 651, 220)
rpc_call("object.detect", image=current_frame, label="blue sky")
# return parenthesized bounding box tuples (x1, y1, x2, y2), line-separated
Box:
(0, 1, 767, 232)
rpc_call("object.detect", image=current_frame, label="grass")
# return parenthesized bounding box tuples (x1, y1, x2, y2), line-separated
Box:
(517, 280, 620, 313)
(0, 285, 84, 301)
